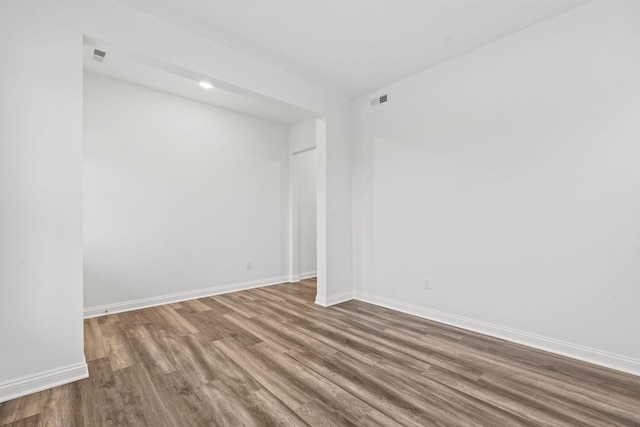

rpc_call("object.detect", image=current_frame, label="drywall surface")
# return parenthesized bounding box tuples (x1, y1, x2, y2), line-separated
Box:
(289, 119, 318, 154)
(294, 149, 318, 277)
(352, 0, 640, 370)
(84, 73, 289, 308)
(0, 0, 87, 399)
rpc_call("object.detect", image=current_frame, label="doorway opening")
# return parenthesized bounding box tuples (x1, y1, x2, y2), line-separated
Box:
(288, 118, 323, 282)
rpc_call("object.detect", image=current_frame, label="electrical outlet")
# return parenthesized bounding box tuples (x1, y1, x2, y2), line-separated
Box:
(246, 260, 252, 270)
(423, 278, 431, 290)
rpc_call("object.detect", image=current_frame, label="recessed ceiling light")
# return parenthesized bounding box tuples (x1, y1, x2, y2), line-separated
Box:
(199, 81, 213, 90)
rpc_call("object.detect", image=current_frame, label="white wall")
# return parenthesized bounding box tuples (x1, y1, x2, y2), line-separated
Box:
(295, 149, 318, 277)
(289, 119, 317, 154)
(83, 73, 289, 311)
(352, 0, 640, 374)
(0, 1, 87, 401)
(1, 0, 351, 401)
(289, 119, 318, 279)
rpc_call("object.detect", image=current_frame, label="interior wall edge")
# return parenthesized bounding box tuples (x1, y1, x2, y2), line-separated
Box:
(0, 361, 89, 404)
(84, 275, 288, 319)
(353, 291, 640, 378)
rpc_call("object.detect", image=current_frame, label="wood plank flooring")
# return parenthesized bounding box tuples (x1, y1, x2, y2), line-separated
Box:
(1, 278, 639, 426)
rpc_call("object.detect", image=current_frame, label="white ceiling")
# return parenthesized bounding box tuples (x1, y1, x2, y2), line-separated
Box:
(83, 39, 318, 125)
(118, 0, 588, 97)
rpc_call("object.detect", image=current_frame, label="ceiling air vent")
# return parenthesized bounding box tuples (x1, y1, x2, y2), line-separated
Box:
(92, 49, 106, 63)
(370, 94, 388, 107)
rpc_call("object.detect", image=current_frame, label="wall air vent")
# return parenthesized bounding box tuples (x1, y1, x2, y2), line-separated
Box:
(92, 49, 106, 63)
(370, 94, 388, 107)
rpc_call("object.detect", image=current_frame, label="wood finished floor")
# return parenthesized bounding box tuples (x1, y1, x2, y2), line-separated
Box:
(1, 278, 639, 426)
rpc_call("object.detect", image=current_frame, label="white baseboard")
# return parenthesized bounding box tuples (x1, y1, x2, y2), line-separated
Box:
(299, 271, 317, 280)
(84, 276, 288, 318)
(0, 361, 89, 403)
(315, 290, 354, 307)
(354, 291, 640, 377)
(289, 271, 317, 283)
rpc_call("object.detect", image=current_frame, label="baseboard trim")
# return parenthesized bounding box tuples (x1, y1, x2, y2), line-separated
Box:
(84, 276, 288, 318)
(0, 361, 89, 403)
(354, 291, 640, 377)
(299, 271, 317, 280)
(315, 291, 354, 307)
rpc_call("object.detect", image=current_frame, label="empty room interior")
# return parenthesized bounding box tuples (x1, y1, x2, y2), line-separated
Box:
(1, 0, 639, 425)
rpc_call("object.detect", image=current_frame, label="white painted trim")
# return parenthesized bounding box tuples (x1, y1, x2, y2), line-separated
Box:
(0, 361, 89, 403)
(298, 270, 317, 280)
(84, 276, 288, 318)
(354, 292, 640, 377)
(289, 275, 301, 283)
(315, 291, 353, 307)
